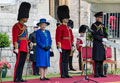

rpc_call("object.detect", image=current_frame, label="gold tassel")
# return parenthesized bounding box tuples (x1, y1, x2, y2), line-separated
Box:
(58, 42, 61, 48)
(15, 42, 18, 49)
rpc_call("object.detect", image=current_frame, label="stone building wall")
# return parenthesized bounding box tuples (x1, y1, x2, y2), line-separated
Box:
(80, 1, 91, 26)
(0, 0, 58, 76)
(0, 0, 110, 77)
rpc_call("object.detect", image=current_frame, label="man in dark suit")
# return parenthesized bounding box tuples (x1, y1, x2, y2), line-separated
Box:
(91, 12, 108, 78)
(29, 26, 39, 75)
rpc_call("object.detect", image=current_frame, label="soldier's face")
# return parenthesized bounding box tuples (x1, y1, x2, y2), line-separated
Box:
(96, 17, 103, 23)
(21, 18, 28, 23)
(40, 23, 47, 30)
(63, 18, 69, 23)
(34, 28, 38, 31)
(80, 33, 85, 36)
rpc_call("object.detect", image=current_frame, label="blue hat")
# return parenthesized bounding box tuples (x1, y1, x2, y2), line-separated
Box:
(37, 18, 50, 26)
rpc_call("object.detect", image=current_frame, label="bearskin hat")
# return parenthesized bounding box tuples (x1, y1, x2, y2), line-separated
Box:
(79, 25, 87, 33)
(68, 19, 74, 29)
(57, 5, 70, 22)
(17, 2, 31, 21)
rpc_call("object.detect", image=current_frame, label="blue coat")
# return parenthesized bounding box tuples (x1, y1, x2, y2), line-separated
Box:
(36, 29, 52, 67)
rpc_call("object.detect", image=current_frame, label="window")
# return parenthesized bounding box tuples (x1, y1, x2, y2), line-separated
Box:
(104, 13, 120, 38)
(0, 0, 17, 6)
(49, 0, 59, 21)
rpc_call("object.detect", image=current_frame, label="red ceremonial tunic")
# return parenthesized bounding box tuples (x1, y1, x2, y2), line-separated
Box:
(76, 35, 86, 52)
(56, 24, 74, 50)
(12, 22, 29, 52)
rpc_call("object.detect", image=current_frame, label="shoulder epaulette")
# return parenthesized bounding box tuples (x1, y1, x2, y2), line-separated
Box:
(94, 24, 103, 32)
(16, 23, 26, 36)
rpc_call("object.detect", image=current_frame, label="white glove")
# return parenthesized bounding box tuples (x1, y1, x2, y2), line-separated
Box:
(79, 44, 86, 47)
(82, 44, 86, 47)
(30, 51, 34, 54)
(30, 42, 33, 47)
(14, 49, 18, 54)
(72, 46, 75, 51)
(102, 38, 107, 42)
(58, 48, 62, 53)
(102, 42, 106, 45)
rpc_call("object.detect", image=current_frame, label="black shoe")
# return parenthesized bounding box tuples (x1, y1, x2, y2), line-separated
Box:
(34, 73, 38, 76)
(65, 75, 72, 78)
(61, 75, 66, 78)
(70, 68, 76, 71)
(101, 75, 107, 77)
(20, 79, 27, 82)
(44, 77, 50, 80)
(14, 79, 21, 82)
(94, 75, 100, 78)
(37, 73, 40, 75)
(40, 78, 46, 81)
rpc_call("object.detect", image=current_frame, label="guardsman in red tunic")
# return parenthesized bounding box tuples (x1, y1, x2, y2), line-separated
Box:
(56, 5, 73, 78)
(12, 2, 31, 82)
(67, 19, 76, 71)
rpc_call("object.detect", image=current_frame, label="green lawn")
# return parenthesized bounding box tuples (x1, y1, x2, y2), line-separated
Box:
(3, 68, 120, 82)
(2, 73, 80, 82)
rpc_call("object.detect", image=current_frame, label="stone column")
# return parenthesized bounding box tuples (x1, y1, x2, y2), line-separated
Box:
(59, 0, 66, 5)
(49, 0, 55, 17)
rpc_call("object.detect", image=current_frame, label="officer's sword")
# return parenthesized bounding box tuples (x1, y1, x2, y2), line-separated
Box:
(25, 45, 31, 81)
(105, 40, 120, 49)
(25, 62, 28, 80)
(25, 54, 29, 81)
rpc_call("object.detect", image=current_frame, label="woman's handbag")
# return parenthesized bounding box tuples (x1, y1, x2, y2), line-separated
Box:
(50, 48, 54, 57)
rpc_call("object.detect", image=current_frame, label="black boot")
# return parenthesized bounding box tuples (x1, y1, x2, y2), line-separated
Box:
(14, 79, 21, 82)
(20, 79, 27, 82)
(70, 68, 76, 71)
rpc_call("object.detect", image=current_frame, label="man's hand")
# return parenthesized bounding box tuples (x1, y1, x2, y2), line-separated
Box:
(102, 42, 106, 45)
(13, 47, 18, 54)
(102, 38, 107, 42)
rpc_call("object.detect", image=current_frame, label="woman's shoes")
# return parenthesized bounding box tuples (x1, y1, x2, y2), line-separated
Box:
(40, 77, 50, 81)
(40, 78, 46, 81)
(44, 77, 50, 80)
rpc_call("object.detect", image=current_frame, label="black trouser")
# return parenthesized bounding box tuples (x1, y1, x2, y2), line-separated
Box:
(95, 61, 104, 76)
(61, 49, 71, 76)
(32, 62, 39, 75)
(14, 51, 27, 80)
(79, 52, 82, 70)
(69, 56, 73, 69)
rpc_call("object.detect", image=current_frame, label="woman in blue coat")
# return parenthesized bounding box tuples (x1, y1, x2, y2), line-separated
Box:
(36, 18, 52, 81)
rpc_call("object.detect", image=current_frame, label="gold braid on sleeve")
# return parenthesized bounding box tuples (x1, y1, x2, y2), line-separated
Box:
(15, 42, 18, 49)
